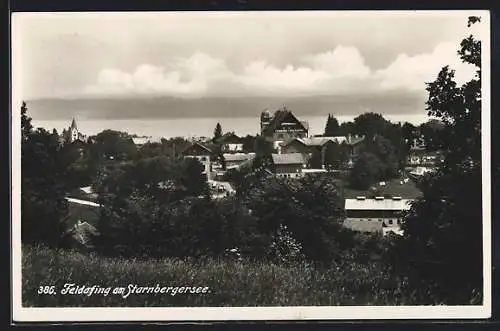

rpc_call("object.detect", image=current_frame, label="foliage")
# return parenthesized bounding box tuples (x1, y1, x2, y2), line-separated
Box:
(308, 148, 323, 169)
(324, 141, 350, 170)
(324, 114, 340, 136)
(88, 130, 137, 164)
(418, 119, 445, 151)
(364, 136, 400, 179)
(24, 244, 417, 307)
(267, 224, 306, 266)
(253, 134, 274, 158)
(353, 112, 388, 139)
(213, 122, 223, 143)
(349, 152, 385, 190)
(245, 175, 349, 264)
(389, 16, 483, 304)
(241, 134, 256, 153)
(160, 137, 192, 158)
(21, 102, 70, 247)
(338, 121, 356, 136)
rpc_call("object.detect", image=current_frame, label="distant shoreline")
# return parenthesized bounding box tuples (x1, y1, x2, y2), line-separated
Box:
(31, 113, 430, 139)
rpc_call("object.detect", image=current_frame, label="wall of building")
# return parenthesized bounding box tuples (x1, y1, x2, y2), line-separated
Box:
(272, 130, 307, 141)
(345, 217, 403, 228)
(223, 143, 243, 152)
(281, 141, 309, 155)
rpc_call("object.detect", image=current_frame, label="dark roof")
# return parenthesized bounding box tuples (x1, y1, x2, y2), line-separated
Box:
(262, 109, 307, 136)
(71, 118, 77, 129)
(342, 178, 423, 200)
(180, 142, 213, 156)
(217, 132, 242, 144)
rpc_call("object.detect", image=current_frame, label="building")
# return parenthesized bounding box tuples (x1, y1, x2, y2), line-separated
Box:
(260, 106, 309, 150)
(407, 145, 427, 166)
(223, 152, 256, 170)
(132, 136, 162, 148)
(280, 135, 365, 168)
(271, 153, 307, 179)
(61, 117, 86, 143)
(343, 196, 413, 236)
(180, 142, 214, 179)
(406, 141, 444, 167)
(216, 132, 244, 153)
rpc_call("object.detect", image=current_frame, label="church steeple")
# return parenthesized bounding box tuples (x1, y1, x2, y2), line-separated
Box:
(69, 117, 79, 142)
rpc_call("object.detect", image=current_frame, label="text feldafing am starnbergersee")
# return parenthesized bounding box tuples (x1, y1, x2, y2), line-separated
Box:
(59, 283, 211, 298)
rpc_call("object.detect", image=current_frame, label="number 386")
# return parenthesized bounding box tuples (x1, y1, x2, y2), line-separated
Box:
(38, 286, 56, 295)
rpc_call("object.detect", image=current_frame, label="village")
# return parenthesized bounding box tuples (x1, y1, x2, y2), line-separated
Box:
(61, 105, 445, 242)
(18, 11, 484, 310)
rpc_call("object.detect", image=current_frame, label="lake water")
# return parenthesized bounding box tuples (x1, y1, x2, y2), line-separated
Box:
(32, 113, 430, 140)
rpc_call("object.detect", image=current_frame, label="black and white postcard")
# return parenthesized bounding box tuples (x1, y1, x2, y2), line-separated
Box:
(11, 10, 491, 322)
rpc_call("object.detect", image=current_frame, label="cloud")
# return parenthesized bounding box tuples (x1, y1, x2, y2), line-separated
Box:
(375, 40, 477, 91)
(83, 41, 477, 99)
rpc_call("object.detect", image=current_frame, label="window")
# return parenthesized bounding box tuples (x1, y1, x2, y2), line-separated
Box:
(368, 219, 372, 222)
(388, 219, 393, 225)
(379, 219, 383, 222)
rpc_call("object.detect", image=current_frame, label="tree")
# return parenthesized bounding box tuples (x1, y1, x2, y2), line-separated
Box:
(364, 136, 399, 179)
(242, 135, 256, 153)
(253, 135, 274, 165)
(88, 130, 137, 163)
(324, 114, 340, 136)
(338, 121, 356, 136)
(160, 137, 191, 158)
(353, 112, 389, 139)
(213, 122, 223, 143)
(308, 149, 323, 169)
(419, 119, 446, 151)
(94, 155, 211, 257)
(324, 141, 350, 170)
(349, 152, 385, 190)
(246, 174, 349, 263)
(390, 16, 483, 304)
(21, 102, 69, 247)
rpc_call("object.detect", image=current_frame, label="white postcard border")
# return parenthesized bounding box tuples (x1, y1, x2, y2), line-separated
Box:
(11, 10, 492, 322)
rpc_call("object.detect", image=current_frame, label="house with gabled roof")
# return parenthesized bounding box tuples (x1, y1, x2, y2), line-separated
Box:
(180, 142, 215, 179)
(216, 132, 244, 153)
(271, 153, 308, 179)
(280, 134, 365, 169)
(260, 106, 309, 149)
(344, 196, 413, 236)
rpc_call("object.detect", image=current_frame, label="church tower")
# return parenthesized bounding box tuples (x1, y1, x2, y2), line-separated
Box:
(70, 117, 79, 142)
(260, 109, 272, 134)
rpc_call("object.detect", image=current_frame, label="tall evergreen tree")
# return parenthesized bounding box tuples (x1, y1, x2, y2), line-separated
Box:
(213, 122, 223, 142)
(324, 114, 340, 136)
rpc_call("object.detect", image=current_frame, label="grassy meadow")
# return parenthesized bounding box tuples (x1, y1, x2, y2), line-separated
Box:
(22, 245, 411, 307)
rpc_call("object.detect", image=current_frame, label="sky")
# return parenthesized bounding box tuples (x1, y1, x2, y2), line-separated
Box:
(12, 11, 486, 120)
